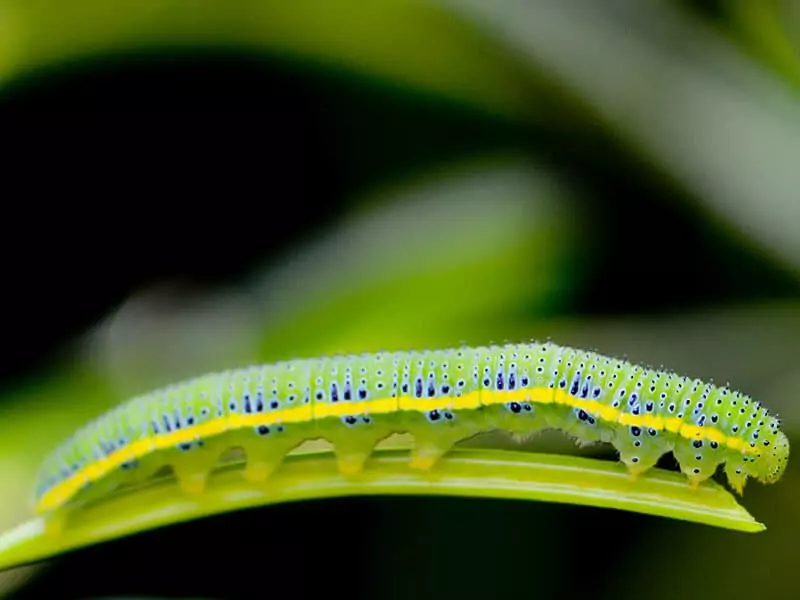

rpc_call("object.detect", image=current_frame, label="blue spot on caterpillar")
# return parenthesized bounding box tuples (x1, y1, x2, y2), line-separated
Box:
(34, 341, 789, 516)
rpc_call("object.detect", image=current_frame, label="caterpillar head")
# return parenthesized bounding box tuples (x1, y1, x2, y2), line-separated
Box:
(756, 430, 790, 484)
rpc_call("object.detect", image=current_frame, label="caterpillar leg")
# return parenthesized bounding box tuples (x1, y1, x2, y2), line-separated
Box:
(43, 510, 69, 538)
(673, 437, 723, 490)
(409, 441, 453, 471)
(724, 458, 749, 496)
(172, 450, 219, 496)
(408, 426, 477, 471)
(406, 406, 485, 471)
(334, 449, 370, 477)
(169, 435, 233, 495)
(619, 452, 660, 483)
(241, 439, 295, 484)
(327, 429, 391, 477)
(315, 411, 395, 477)
(243, 458, 282, 484)
(241, 425, 309, 484)
(611, 426, 670, 483)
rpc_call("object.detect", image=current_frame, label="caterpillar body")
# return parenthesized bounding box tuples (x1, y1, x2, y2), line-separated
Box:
(35, 341, 789, 517)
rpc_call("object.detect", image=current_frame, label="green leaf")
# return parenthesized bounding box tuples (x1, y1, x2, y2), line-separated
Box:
(0, 446, 764, 572)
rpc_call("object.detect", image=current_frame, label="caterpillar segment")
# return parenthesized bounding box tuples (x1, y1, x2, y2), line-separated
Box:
(34, 342, 789, 522)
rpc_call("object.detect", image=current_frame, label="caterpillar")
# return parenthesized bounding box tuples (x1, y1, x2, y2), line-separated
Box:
(34, 341, 789, 519)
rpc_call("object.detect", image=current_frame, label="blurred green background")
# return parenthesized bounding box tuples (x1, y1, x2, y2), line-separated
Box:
(0, 0, 799, 598)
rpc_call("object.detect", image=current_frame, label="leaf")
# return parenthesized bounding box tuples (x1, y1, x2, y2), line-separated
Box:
(0, 445, 764, 572)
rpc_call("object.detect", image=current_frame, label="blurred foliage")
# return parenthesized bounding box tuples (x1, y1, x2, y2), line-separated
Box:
(0, 0, 798, 599)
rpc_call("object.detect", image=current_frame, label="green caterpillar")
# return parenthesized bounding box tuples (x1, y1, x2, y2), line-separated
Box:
(35, 341, 789, 519)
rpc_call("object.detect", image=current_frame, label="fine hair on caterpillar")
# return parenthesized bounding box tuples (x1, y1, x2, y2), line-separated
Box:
(35, 341, 790, 524)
